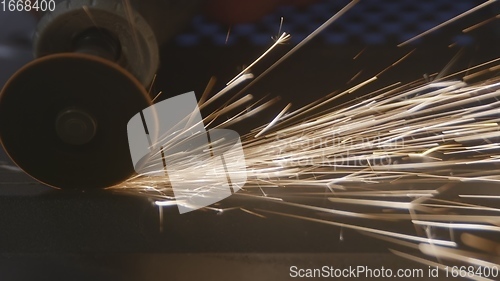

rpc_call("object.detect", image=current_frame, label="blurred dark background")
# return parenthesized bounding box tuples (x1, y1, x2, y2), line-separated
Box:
(0, 0, 499, 280)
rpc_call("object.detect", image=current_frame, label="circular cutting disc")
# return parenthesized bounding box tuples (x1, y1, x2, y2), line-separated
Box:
(0, 53, 152, 189)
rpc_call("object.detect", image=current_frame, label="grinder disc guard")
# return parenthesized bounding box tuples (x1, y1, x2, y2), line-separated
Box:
(0, 53, 152, 189)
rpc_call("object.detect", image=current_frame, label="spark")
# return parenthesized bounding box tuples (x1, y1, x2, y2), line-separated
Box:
(0, 162, 22, 172)
(347, 70, 363, 84)
(375, 49, 415, 77)
(254, 103, 291, 138)
(353, 47, 366, 60)
(155, 201, 179, 207)
(459, 195, 500, 199)
(200, 73, 254, 109)
(398, 0, 498, 47)
(121, 0, 144, 63)
(464, 64, 500, 82)
(151, 91, 163, 103)
(82, 6, 99, 27)
(148, 74, 157, 95)
(199, 76, 217, 105)
(116, 74, 498, 269)
(462, 14, 500, 33)
(204, 94, 254, 128)
(225, 26, 231, 45)
(271, 17, 286, 42)
(112, 0, 500, 271)
(239, 208, 267, 219)
(216, 97, 281, 127)
(346, 76, 377, 93)
(158, 204, 164, 232)
(437, 57, 500, 82)
(436, 48, 466, 80)
(327, 197, 413, 209)
(226, 32, 291, 86)
(258, 209, 457, 247)
(278, 17, 284, 38)
(412, 220, 500, 232)
(233, 0, 360, 97)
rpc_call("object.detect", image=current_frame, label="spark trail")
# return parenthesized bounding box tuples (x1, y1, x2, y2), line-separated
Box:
(115, 62, 500, 277)
(112, 1, 500, 278)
